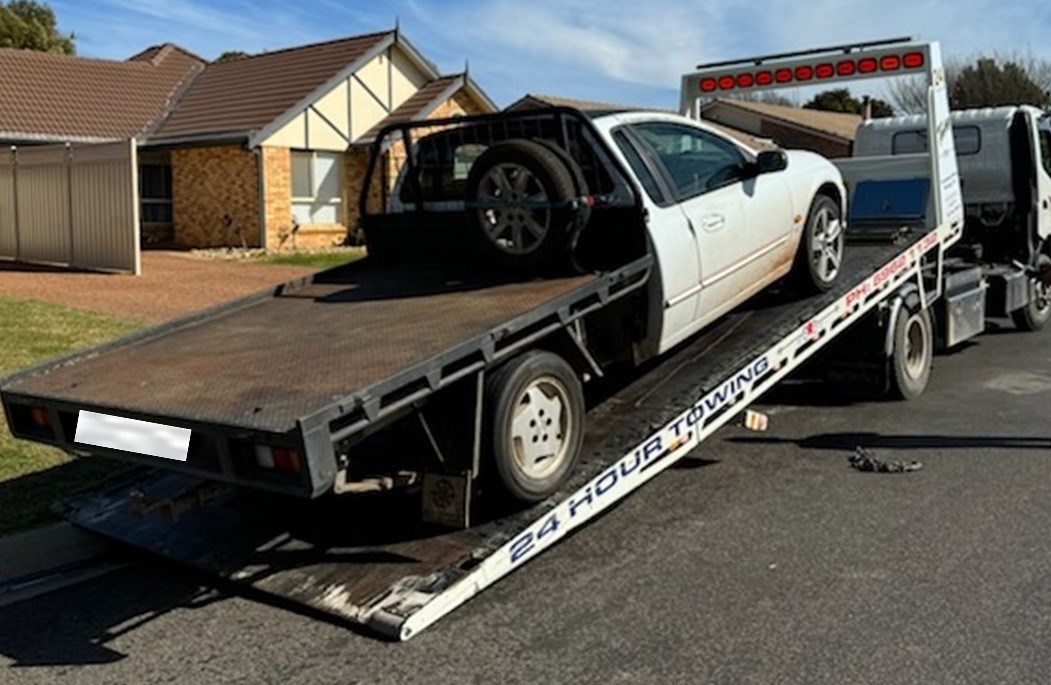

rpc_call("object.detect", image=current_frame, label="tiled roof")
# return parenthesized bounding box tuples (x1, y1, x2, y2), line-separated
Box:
(507, 93, 775, 150)
(357, 75, 464, 143)
(0, 44, 204, 142)
(508, 93, 656, 114)
(705, 98, 862, 141)
(151, 31, 394, 140)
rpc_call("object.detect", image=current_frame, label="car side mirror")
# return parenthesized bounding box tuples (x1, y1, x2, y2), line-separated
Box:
(756, 150, 789, 174)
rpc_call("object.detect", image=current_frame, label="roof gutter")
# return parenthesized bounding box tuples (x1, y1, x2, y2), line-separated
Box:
(140, 131, 253, 150)
(0, 132, 120, 145)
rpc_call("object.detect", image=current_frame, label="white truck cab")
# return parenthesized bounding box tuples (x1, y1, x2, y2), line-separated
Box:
(855, 105, 1051, 329)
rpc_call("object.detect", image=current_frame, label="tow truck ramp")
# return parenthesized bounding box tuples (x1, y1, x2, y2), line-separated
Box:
(60, 227, 945, 640)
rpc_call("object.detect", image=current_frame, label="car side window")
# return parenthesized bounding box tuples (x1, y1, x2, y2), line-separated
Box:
(612, 131, 666, 205)
(1039, 117, 1051, 176)
(629, 122, 746, 200)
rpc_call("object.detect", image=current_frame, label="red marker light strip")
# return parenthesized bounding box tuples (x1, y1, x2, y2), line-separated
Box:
(697, 51, 924, 95)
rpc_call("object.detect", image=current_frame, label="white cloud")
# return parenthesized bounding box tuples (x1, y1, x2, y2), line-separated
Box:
(50, 0, 1051, 108)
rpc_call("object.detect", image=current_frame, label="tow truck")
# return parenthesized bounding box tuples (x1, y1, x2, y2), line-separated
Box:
(2, 38, 972, 640)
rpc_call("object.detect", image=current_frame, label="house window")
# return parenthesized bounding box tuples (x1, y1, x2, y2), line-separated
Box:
(291, 151, 343, 225)
(139, 160, 173, 244)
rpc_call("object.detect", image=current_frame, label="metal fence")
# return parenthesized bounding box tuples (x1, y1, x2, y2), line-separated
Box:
(0, 141, 140, 274)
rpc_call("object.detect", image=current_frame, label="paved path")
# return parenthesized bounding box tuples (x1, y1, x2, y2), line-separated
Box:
(0, 252, 312, 322)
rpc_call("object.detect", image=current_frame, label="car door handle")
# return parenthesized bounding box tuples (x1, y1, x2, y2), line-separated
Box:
(701, 214, 726, 232)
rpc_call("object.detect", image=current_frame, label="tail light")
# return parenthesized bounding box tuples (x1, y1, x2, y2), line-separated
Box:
(30, 406, 50, 428)
(255, 445, 303, 473)
(903, 52, 925, 68)
(880, 55, 902, 71)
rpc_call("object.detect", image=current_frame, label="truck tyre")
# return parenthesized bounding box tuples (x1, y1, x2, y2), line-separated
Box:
(1011, 256, 1051, 331)
(486, 350, 584, 504)
(467, 140, 581, 269)
(792, 194, 844, 294)
(888, 304, 933, 400)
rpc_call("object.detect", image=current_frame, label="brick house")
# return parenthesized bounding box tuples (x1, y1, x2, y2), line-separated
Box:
(698, 98, 862, 158)
(0, 30, 496, 250)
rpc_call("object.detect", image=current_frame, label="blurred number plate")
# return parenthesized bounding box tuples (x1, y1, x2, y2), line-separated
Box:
(75, 411, 191, 462)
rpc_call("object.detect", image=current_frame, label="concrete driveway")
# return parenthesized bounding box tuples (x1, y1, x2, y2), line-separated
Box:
(0, 252, 312, 322)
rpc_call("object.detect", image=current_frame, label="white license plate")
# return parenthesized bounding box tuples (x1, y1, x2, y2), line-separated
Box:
(74, 411, 191, 462)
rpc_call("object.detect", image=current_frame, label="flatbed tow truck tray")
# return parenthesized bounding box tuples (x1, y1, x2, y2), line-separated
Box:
(2, 256, 651, 495)
(6, 261, 615, 433)
(57, 233, 937, 640)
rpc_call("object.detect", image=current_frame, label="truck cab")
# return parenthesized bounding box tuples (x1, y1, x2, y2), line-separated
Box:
(854, 105, 1051, 329)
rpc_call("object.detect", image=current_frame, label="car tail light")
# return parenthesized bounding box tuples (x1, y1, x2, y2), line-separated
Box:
(718, 75, 735, 90)
(775, 68, 793, 83)
(255, 445, 303, 473)
(903, 52, 924, 68)
(880, 55, 901, 71)
(756, 71, 774, 86)
(736, 73, 754, 87)
(836, 60, 856, 76)
(700, 77, 717, 92)
(794, 65, 814, 81)
(858, 58, 878, 73)
(815, 63, 834, 79)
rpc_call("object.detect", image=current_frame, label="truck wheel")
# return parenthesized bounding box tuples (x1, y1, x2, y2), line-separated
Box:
(888, 304, 933, 400)
(792, 194, 843, 294)
(486, 351, 584, 504)
(467, 140, 581, 269)
(1011, 257, 1051, 331)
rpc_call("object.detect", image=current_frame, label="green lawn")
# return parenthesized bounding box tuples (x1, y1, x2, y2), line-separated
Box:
(262, 248, 366, 270)
(0, 297, 143, 533)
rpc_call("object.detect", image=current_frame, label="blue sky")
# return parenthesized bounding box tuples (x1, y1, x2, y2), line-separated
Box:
(50, 0, 1051, 109)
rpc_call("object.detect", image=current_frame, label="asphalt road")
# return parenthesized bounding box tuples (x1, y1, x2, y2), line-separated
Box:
(2, 319, 1051, 685)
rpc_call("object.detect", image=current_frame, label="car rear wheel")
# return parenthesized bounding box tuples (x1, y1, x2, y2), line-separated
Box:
(467, 140, 582, 270)
(793, 194, 844, 294)
(486, 351, 584, 504)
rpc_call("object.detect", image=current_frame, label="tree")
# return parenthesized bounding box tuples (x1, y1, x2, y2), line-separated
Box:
(887, 52, 1051, 113)
(951, 58, 1050, 109)
(215, 50, 248, 63)
(803, 88, 894, 117)
(0, 1, 73, 54)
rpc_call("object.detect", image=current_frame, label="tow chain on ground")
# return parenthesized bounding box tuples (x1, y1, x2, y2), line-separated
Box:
(849, 447, 922, 473)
